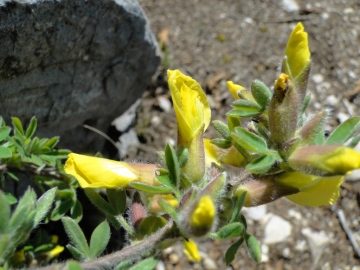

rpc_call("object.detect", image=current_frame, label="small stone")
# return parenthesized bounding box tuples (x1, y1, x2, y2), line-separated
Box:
(118, 128, 140, 158)
(151, 115, 162, 126)
(301, 228, 330, 265)
(325, 95, 338, 106)
(264, 214, 292, 244)
(282, 247, 291, 259)
(312, 74, 324, 84)
(337, 112, 350, 123)
(295, 240, 308, 252)
(168, 253, 179, 264)
(155, 260, 166, 270)
(203, 257, 217, 270)
(288, 209, 302, 220)
(261, 244, 269, 262)
(345, 169, 360, 182)
(112, 99, 142, 132)
(244, 17, 254, 24)
(281, 0, 300, 12)
(158, 96, 172, 113)
(343, 7, 354, 14)
(243, 205, 267, 221)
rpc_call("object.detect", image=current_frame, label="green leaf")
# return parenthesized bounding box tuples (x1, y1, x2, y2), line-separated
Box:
(71, 200, 83, 223)
(22, 154, 44, 167)
(9, 189, 36, 231)
(116, 259, 133, 270)
(165, 143, 180, 188)
(51, 199, 74, 221)
(211, 138, 232, 149)
(158, 199, 178, 222)
(230, 100, 261, 117)
(130, 182, 173, 194)
(39, 154, 57, 166)
(84, 189, 116, 216)
(42, 136, 60, 149)
(212, 222, 244, 239)
(67, 244, 86, 261)
(227, 116, 241, 132)
(106, 189, 126, 215)
(232, 127, 269, 154)
(5, 193, 17, 205)
(61, 217, 90, 258)
(128, 257, 158, 270)
(212, 120, 231, 139)
(225, 237, 244, 265)
(246, 155, 275, 174)
(34, 187, 57, 225)
(300, 93, 311, 115)
(0, 146, 12, 159)
(229, 191, 247, 223)
(326, 117, 360, 145)
(245, 234, 262, 262)
(250, 80, 271, 109)
(66, 260, 84, 270)
(347, 134, 360, 148)
(155, 173, 173, 188)
(137, 216, 166, 238)
(177, 146, 188, 168)
(89, 220, 110, 258)
(0, 191, 10, 233)
(25, 117, 37, 139)
(0, 126, 11, 142)
(11, 117, 24, 137)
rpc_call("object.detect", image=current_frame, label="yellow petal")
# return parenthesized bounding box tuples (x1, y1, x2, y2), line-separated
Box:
(227, 81, 244, 100)
(277, 171, 343, 206)
(190, 195, 215, 228)
(183, 239, 201, 262)
(47, 245, 64, 258)
(64, 153, 138, 188)
(322, 147, 360, 174)
(168, 69, 211, 141)
(285, 22, 310, 79)
(204, 138, 221, 167)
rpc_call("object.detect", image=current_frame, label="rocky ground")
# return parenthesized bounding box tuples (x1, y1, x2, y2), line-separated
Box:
(108, 1, 360, 269)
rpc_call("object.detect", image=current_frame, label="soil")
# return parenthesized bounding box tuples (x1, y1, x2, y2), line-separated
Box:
(117, 1, 360, 269)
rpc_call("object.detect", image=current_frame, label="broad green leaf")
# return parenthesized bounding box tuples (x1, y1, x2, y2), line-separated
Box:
(22, 154, 44, 166)
(211, 138, 232, 149)
(0, 191, 10, 233)
(245, 234, 262, 262)
(225, 237, 244, 265)
(106, 189, 126, 215)
(67, 244, 86, 261)
(42, 136, 60, 149)
(5, 193, 17, 205)
(326, 117, 360, 145)
(246, 155, 275, 174)
(0, 146, 12, 159)
(39, 154, 57, 166)
(9, 189, 36, 230)
(250, 80, 271, 109)
(34, 187, 57, 225)
(11, 117, 24, 137)
(158, 199, 178, 222)
(66, 260, 83, 270)
(71, 200, 83, 223)
(25, 117, 37, 139)
(89, 220, 110, 258)
(229, 191, 247, 223)
(227, 116, 241, 132)
(51, 199, 74, 221)
(177, 146, 188, 168)
(130, 182, 173, 194)
(128, 257, 158, 270)
(62, 217, 90, 258)
(155, 173, 173, 189)
(347, 134, 360, 148)
(211, 222, 244, 239)
(116, 259, 133, 270)
(165, 143, 180, 188)
(212, 120, 231, 139)
(227, 108, 260, 118)
(232, 127, 268, 154)
(0, 126, 11, 142)
(137, 216, 166, 239)
(84, 189, 116, 216)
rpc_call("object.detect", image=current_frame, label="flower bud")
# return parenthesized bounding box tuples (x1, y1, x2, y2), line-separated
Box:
(288, 145, 360, 175)
(148, 194, 179, 213)
(234, 176, 299, 207)
(131, 202, 147, 228)
(183, 239, 201, 262)
(268, 73, 299, 148)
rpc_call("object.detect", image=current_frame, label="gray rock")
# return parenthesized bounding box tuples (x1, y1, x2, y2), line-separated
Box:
(0, 0, 160, 152)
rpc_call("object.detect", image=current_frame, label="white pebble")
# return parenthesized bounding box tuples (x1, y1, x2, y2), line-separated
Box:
(243, 205, 267, 221)
(203, 257, 217, 270)
(261, 244, 269, 262)
(312, 74, 324, 84)
(157, 96, 172, 113)
(155, 260, 166, 270)
(288, 209, 302, 220)
(302, 228, 330, 264)
(337, 112, 349, 123)
(325, 95, 338, 106)
(281, 0, 300, 12)
(264, 214, 292, 244)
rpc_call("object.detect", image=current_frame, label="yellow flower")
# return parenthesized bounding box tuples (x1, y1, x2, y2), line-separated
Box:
(148, 194, 179, 213)
(47, 245, 64, 258)
(204, 139, 244, 167)
(64, 153, 159, 188)
(227, 81, 244, 100)
(288, 146, 360, 175)
(167, 69, 211, 142)
(183, 239, 201, 262)
(277, 171, 343, 207)
(190, 195, 215, 229)
(285, 22, 311, 79)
